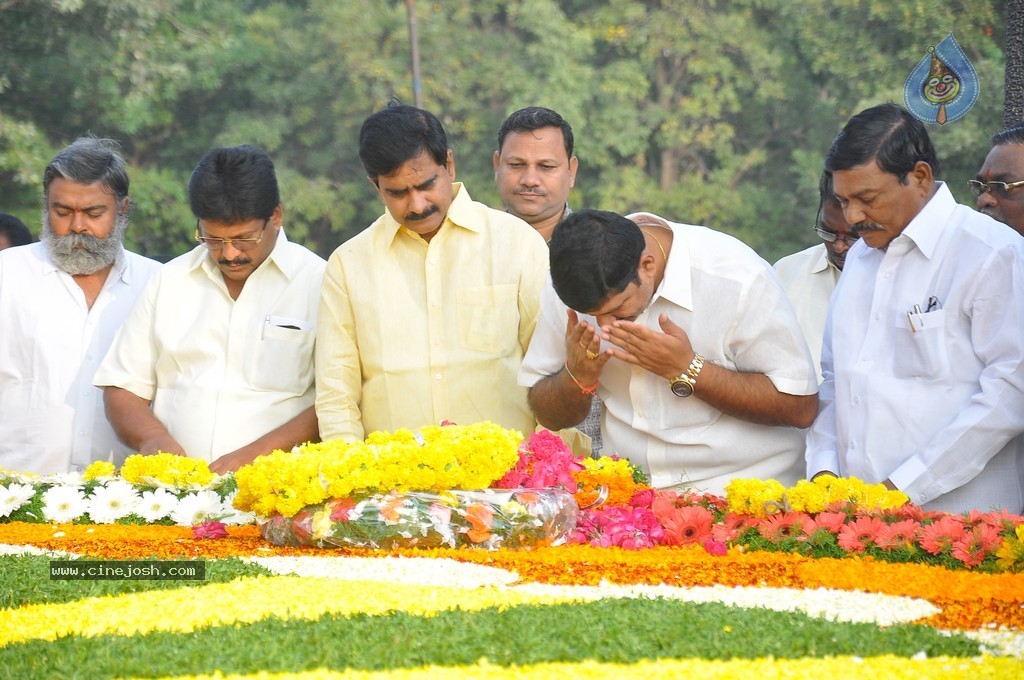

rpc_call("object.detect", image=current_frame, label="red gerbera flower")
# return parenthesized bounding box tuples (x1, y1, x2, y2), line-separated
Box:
(837, 516, 885, 553)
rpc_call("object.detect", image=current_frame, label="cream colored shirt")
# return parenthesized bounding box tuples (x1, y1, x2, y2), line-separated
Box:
(520, 214, 818, 495)
(773, 243, 840, 383)
(0, 244, 160, 473)
(316, 183, 548, 441)
(94, 231, 325, 462)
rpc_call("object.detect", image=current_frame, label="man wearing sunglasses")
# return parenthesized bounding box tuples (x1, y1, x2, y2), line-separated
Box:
(95, 146, 326, 473)
(774, 171, 857, 381)
(972, 122, 1024, 236)
(806, 103, 1024, 515)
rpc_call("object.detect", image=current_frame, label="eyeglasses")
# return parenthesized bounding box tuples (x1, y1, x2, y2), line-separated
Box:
(195, 219, 267, 250)
(814, 226, 860, 247)
(968, 179, 1024, 198)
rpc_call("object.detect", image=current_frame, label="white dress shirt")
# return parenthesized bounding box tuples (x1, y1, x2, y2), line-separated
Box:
(774, 243, 841, 382)
(806, 183, 1024, 513)
(0, 243, 161, 473)
(520, 214, 818, 495)
(94, 231, 326, 462)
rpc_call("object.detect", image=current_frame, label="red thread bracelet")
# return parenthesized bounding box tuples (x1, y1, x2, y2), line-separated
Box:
(564, 361, 599, 396)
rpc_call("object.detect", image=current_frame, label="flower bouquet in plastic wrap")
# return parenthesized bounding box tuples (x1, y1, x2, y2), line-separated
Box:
(234, 422, 580, 550)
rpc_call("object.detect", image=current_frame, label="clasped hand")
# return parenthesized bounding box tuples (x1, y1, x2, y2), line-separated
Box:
(565, 310, 693, 382)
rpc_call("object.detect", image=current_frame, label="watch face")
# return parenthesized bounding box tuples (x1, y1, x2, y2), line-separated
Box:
(670, 379, 694, 398)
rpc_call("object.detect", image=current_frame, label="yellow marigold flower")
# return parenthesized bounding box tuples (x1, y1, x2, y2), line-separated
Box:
(83, 461, 115, 481)
(120, 453, 216, 488)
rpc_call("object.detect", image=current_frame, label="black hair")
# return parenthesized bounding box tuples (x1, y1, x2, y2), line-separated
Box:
(187, 145, 280, 223)
(358, 103, 448, 181)
(825, 102, 941, 182)
(497, 107, 574, 158)
(549, 209, 644, 313)
(43, 136, 130, 202)
(0, 213, 33, 246)
(992, 121, 1024, 146)
(818, 170, 841, 212)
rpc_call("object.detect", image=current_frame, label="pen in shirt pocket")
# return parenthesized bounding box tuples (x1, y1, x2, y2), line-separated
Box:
(262, 314, 312, 339)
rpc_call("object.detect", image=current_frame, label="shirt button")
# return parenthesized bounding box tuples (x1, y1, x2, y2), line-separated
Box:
(852, 396, 860, 405)
(434, 374, 442, 380)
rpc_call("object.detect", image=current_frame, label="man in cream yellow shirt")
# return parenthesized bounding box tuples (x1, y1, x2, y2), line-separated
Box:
(315, 104, 548, 441)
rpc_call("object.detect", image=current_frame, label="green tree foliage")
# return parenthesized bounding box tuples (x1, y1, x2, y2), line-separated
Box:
(0, 0, 1009, 263)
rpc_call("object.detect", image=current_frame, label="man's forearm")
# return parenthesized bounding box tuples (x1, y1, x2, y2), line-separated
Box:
(102, 386, 184, 454)
(211, 405, 320, 473)
(527, 369, 594, 431)
(693, 363, 818, 428)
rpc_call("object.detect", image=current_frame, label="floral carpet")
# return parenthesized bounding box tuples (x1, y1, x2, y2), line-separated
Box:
(1, 522, 1022, 679)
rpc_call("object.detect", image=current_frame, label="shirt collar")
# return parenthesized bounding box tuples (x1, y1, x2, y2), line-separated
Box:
(899, 181, 954, 259)
(627, 212, 694, 311)
(810, 243, 835, 274)
(381, 182, 477, 248)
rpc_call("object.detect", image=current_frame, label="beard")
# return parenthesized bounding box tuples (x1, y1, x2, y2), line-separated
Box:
(40, 209, 127, 275)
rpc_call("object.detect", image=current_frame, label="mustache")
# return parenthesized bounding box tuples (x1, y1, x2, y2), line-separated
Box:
(852, 222, 885, 235)
(218, 257, 251, 266)
(513, 188, 547, 196)
(405, 205, 439, 222)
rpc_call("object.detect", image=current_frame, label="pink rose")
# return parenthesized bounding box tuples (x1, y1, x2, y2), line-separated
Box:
(192, 521, 228, 539)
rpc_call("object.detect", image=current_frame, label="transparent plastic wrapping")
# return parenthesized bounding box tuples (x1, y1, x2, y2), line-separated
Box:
(258, 488, 579, 550)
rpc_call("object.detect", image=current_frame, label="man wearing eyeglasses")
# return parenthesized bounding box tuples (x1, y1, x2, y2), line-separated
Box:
(774, 171, 857, 382)
(972, 122, 1024, 236)
(806, 103, 1024, 514)
(95, 145, 326, 473)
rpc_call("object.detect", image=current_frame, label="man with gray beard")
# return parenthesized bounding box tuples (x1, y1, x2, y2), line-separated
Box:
(0, 137, 161, 474)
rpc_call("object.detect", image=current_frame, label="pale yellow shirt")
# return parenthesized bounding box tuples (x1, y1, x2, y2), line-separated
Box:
(94, 231, 326, 461)
(316, 183, 548, 441)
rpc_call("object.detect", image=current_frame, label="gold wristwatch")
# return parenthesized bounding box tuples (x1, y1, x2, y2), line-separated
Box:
(670, 353, 705, 398)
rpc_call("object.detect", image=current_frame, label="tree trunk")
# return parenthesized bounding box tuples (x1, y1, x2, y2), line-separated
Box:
(1006, 0, 1024, 127)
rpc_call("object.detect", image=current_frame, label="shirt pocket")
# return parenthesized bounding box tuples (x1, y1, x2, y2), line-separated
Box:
(893, 308, 949, 379)
(456, 284, 518, 355)
(247, 318, 315, 394)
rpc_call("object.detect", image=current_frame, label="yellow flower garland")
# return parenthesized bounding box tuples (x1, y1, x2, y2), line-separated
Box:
(119, 453, 217, 488)
(725, 475, 909, 517)
(233, 422, 523, 518)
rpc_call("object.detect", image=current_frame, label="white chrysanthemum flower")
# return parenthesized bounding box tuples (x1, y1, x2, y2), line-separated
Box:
(170, 489, 222, 526)
(86, 480, 140, 524)
(136, 488, 178, 522)
(41, 485, 88, 523)
(0, 483, 36, 518)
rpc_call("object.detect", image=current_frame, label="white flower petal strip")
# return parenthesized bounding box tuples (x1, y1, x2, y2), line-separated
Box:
(241, 555, 938, 627)
(245, 555, 520, 589)
(0, 543, 78, 558)
(513, 582, 940, 626)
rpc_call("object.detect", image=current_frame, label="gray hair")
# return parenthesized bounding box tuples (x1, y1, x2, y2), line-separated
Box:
(43, 137, 130, 202)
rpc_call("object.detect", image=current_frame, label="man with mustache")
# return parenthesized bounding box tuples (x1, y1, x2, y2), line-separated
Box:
(492, 106, 601, 454)
(316, 104, 548, 441)
(0, 137, 161, 474)
(773, 171, 857, 382)
(972, 122, 1024, 236)
(806, 103, 1024, 514)
(95, 146, 325, 473)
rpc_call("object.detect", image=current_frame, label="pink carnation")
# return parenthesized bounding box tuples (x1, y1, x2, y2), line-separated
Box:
(703, 539, 728, 556)
(192, 521, 228, 540)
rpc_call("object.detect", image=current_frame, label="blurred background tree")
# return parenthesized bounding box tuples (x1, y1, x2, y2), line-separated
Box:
(0, 0, 1008, 263)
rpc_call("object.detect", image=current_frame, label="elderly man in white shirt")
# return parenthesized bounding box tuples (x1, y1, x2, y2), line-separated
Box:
(95, 146, 325, 473)
(774, 171, 857, 382)
(0, 137, 161, 475)
(520, 209, 818, 495)
(807, 103, 1024, 514)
